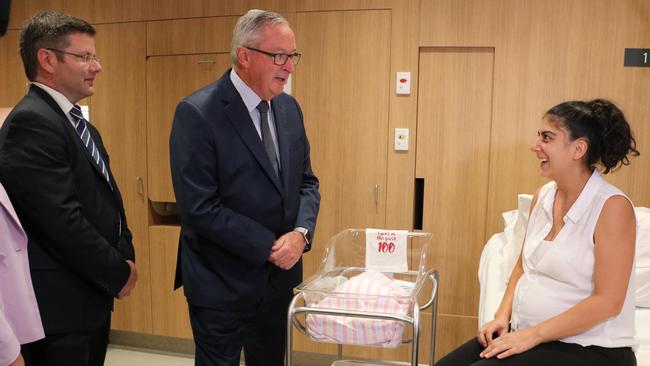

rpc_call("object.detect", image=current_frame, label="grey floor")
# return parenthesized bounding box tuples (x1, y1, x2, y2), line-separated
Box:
(105, 331, 409, 365)
(105, 346, 193, 366)
(104, 345, 339, 366)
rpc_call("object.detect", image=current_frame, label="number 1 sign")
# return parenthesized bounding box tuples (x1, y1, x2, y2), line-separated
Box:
(624, 48, 650, 67)
(365, 228, 408, 272)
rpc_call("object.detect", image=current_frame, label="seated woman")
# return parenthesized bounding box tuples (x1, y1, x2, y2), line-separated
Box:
(436, 99, 639, 366)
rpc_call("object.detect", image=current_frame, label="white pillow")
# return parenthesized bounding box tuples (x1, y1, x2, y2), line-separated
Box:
(636, 307, 650, 346)
(502, 194, 532, 276)
(477, 194, 532, 326)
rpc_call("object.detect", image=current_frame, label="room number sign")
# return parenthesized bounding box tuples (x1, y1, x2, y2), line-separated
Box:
(624, 48, 650, 67)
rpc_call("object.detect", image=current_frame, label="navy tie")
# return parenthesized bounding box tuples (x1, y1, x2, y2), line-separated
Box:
(257, 101, 280, 177)
(69, 105, 111, 185)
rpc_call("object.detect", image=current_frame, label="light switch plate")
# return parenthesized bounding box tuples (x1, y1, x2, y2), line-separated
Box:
(396, 71, 411, 95)
(395, 128, 409, 151)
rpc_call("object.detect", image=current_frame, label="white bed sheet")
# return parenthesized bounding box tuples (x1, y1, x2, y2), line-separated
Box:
(637, 307, 650, 366)
(638, 307, 650, 344)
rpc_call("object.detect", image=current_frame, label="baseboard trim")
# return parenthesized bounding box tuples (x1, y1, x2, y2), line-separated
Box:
(109, 330, 195, 355)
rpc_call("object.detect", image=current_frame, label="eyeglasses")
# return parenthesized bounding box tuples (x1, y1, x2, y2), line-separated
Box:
(46, 48, 101, 64)
(245, 47, 301, 66)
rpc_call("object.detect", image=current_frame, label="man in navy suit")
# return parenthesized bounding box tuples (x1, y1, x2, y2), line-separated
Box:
(170, 9, 320, 366)
(0, 10, 137, 366)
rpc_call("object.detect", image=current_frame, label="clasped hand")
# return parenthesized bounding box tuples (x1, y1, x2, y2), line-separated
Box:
(268, 231, 305, 270)
(117, 259, 137, 299)
(477, 317, 543, 359)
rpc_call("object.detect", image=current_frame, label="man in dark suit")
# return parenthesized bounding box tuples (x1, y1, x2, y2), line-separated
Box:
(170, 9, 320, 366)
(0, 11, 137, 366)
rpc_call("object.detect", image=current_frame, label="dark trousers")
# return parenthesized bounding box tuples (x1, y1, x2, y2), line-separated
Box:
(189, 287, 293, 366)
(22, 315, 111, 366)
(435, 337, 636, 366)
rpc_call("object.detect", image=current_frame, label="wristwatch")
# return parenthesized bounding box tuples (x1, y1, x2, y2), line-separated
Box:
(294, 227, 311, 251)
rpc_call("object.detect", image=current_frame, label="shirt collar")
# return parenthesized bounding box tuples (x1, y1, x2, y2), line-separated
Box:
(564, 170, 604, 223)
(542, 170, 604, 224)
(541, 183, 556, 221)
(32, 82, 75, 116)
(230, 68, 269, 114)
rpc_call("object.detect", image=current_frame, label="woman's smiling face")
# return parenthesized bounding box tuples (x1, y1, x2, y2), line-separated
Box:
(530, 117, 579, 179)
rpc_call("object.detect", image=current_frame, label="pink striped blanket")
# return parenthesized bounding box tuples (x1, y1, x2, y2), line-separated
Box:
(305, 271, 412, 347)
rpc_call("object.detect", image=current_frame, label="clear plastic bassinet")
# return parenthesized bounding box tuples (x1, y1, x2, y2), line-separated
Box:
(287, 228, 439, 366)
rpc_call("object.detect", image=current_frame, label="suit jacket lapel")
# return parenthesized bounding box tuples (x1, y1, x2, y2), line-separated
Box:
(272, 102, 290, 200)
(30, 86, 113, 190)
(221, 75, 283, 194)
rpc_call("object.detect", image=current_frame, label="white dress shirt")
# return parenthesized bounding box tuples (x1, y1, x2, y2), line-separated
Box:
(32, 82, 77, 127)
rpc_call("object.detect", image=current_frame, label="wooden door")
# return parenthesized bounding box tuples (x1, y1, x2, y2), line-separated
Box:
(292, 9, 391, 354)
(416, 48, 495, 359)
(91, 23, 152, 333)
(146, 53, 230, 338)
(146, 54, 231, 203)
(294, 8, 391, 276)
(149, 225, 193, 338)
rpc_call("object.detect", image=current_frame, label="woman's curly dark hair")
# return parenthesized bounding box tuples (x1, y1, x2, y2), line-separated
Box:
(545, 99, 640, 174)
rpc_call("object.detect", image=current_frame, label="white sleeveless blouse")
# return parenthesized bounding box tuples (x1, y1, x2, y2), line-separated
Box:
(511, 170, 636, 347)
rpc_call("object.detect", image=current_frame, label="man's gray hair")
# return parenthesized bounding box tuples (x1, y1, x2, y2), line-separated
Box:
(231, 9, 288, 65)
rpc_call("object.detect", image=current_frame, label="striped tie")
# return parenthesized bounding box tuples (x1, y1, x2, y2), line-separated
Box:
(69, 105, 111, 185)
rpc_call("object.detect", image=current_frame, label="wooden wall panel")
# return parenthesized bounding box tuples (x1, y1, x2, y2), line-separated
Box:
(8, 0, 295, 26)
(146, 54, 231, 203)
(63, 0, 295, 24)
(7, 0, 63, 29)
(146, 13, 297, 57)
(421, 0, 650, 239)
(419, 0, 504, 47)
(0, 30, 28, 106)
(489, 0, 650, 234)
(62, 0, 148, 24)
(297, 0, 393, 11)
(91, 23, 152, 333)
(416, 48, 494, 320)
(145, 0, 296, 21)
(384, 0, 421, 230)
(146, 17, 237, 56)
(149, 225, 193, 338)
